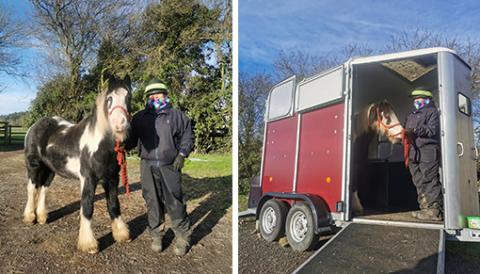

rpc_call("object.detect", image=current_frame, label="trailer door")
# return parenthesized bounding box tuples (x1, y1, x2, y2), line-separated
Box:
(439, 52, 479, 229)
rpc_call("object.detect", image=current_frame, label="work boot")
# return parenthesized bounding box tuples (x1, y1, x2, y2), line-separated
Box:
(173, 231, 191, 256)
(150, 227, 164, 252)
(415, 202, 443, 221)
(411, 195, 428, 218)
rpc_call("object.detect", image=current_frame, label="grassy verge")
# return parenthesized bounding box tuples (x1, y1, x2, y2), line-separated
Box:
(127, 152, 231, 179)
(239, 194, 248, 212)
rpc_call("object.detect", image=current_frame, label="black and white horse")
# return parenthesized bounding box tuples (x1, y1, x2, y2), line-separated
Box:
(23, 75, 132, 253)
(351, 100, 404, 215)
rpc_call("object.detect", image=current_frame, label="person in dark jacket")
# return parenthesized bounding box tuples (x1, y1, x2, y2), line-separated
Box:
(404, 88, 442, 221)
(125, 79, 194, 255)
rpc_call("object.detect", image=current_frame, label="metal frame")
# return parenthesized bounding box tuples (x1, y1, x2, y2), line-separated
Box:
(350, 47, 470, 69)
(352, 218, 443, 230)
(292, 112, 302, 192)
(438, 52, 461, 229)
(342, 61, 353, 221)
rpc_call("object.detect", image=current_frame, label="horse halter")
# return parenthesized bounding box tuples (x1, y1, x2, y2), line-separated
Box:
(375, 106, 403, 138)
(108, 105, 130, 118)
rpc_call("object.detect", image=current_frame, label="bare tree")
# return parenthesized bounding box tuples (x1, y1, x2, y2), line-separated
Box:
(30, 0, 134, 95)
(0, 7, 26, 78)
(273, 43, 375, 81)
(239, 72, 273, 193)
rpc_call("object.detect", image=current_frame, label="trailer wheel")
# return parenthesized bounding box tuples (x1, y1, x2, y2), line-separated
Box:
(286, 203, 319, 251)
(259, 199, 288, 242)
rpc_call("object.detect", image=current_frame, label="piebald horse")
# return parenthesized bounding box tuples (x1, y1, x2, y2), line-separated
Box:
(23, 75, 132, 253)
(351, 100, 404, 215)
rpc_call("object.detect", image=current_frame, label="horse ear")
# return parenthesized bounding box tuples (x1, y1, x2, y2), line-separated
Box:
(123, 74, 131, 88)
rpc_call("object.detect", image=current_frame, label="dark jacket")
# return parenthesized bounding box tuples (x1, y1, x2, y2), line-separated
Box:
(125, 105, 194, 166)
(405, 102, 440, 149)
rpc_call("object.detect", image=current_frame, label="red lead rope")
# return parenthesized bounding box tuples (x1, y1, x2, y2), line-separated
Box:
(401, 129, 410, 168)
(114, 140, 129, 197)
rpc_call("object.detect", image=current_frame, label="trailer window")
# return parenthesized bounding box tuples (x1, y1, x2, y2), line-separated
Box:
(268, 78, 295, 120)
(458, 93, 471, 116)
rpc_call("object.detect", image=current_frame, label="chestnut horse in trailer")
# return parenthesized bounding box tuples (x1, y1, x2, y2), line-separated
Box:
(23, 75, 132, 253)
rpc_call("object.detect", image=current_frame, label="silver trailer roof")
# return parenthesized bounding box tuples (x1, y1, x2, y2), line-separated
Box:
(349, 47, 470, 69)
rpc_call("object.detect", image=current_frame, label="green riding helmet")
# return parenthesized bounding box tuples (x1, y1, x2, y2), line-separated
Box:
(145, 79, 168, 97)
(410, 88, 433, 98)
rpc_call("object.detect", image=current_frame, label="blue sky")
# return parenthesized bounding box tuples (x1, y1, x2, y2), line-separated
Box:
(0, 1, 38, 116)
(239, 0, 480, 75)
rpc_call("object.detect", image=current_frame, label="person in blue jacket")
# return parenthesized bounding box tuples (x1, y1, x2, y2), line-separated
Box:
(125, 79, 194, 255)
(404, 88, 442, 221)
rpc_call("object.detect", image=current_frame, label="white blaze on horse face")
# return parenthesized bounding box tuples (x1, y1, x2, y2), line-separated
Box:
(384, 111, 403, 144)
(107, 87, 129, 141)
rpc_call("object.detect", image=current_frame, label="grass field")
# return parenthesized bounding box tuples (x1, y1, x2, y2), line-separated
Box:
(127, 152, 232, 182)
(0, 127, 27, 151)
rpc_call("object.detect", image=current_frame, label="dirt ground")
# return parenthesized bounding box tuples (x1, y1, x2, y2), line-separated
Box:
(238, 216, 335, 274)
(0, 150, 232, 273)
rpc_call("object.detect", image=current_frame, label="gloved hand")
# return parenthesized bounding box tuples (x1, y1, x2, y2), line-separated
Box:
(405, 128, 414, 138)
(173, 154, 185, 171)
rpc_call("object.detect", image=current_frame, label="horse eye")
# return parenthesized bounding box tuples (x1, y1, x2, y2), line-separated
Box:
(107, 96, 113, 109)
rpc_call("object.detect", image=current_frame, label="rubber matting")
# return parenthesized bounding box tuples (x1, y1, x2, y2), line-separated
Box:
(296, 223, 440, 274)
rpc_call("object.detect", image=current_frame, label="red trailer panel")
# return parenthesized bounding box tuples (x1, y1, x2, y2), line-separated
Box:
(296, 103, 344, 211)
(261, 115, 297, 193)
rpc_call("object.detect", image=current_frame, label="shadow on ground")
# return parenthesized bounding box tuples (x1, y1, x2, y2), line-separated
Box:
(47, 173, 231, 252)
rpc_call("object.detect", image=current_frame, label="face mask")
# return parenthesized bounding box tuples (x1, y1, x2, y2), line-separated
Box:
(148, 97, 170, 110)
(413, 98, 430, 110)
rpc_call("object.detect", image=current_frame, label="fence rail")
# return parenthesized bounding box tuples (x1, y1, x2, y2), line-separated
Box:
(0, 121, 25, 145)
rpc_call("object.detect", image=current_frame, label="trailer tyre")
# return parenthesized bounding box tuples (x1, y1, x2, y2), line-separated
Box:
(286, 203, 319, 251)
(259, 199, 288, 242)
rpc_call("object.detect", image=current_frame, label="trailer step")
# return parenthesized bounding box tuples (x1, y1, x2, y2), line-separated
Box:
(293, 223, 444, 274)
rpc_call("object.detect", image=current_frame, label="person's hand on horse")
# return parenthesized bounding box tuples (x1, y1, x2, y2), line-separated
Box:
(405, 128, 414, 138)
(173, 154, 185, 171)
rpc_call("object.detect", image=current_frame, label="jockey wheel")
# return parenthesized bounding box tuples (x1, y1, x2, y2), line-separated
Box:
(259, 199, 288, 242)
(286, 203, 319, 251)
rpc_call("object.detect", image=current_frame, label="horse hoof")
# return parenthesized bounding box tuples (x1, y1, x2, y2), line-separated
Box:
(36, 213, 48, 224)
(23, 212, 36, 224)
(112, 219, 131, 243)
(77, 240, 99, 254)
(113, 232, 131, 243)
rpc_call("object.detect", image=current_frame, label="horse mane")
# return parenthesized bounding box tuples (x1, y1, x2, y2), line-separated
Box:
(89, 90, 110, 137)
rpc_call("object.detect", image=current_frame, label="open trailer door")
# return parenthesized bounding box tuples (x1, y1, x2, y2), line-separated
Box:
(438, 51, 480, 230)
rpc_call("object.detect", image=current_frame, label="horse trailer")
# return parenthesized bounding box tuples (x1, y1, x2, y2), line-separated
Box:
(248, 47, 480, 257)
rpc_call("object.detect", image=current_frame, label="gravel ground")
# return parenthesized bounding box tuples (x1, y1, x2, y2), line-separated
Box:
(0, 150, 232, 274)
(238, 216, 335, 274)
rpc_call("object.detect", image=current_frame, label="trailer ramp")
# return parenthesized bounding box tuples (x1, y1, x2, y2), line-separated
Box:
(294, 223, 444, 274)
